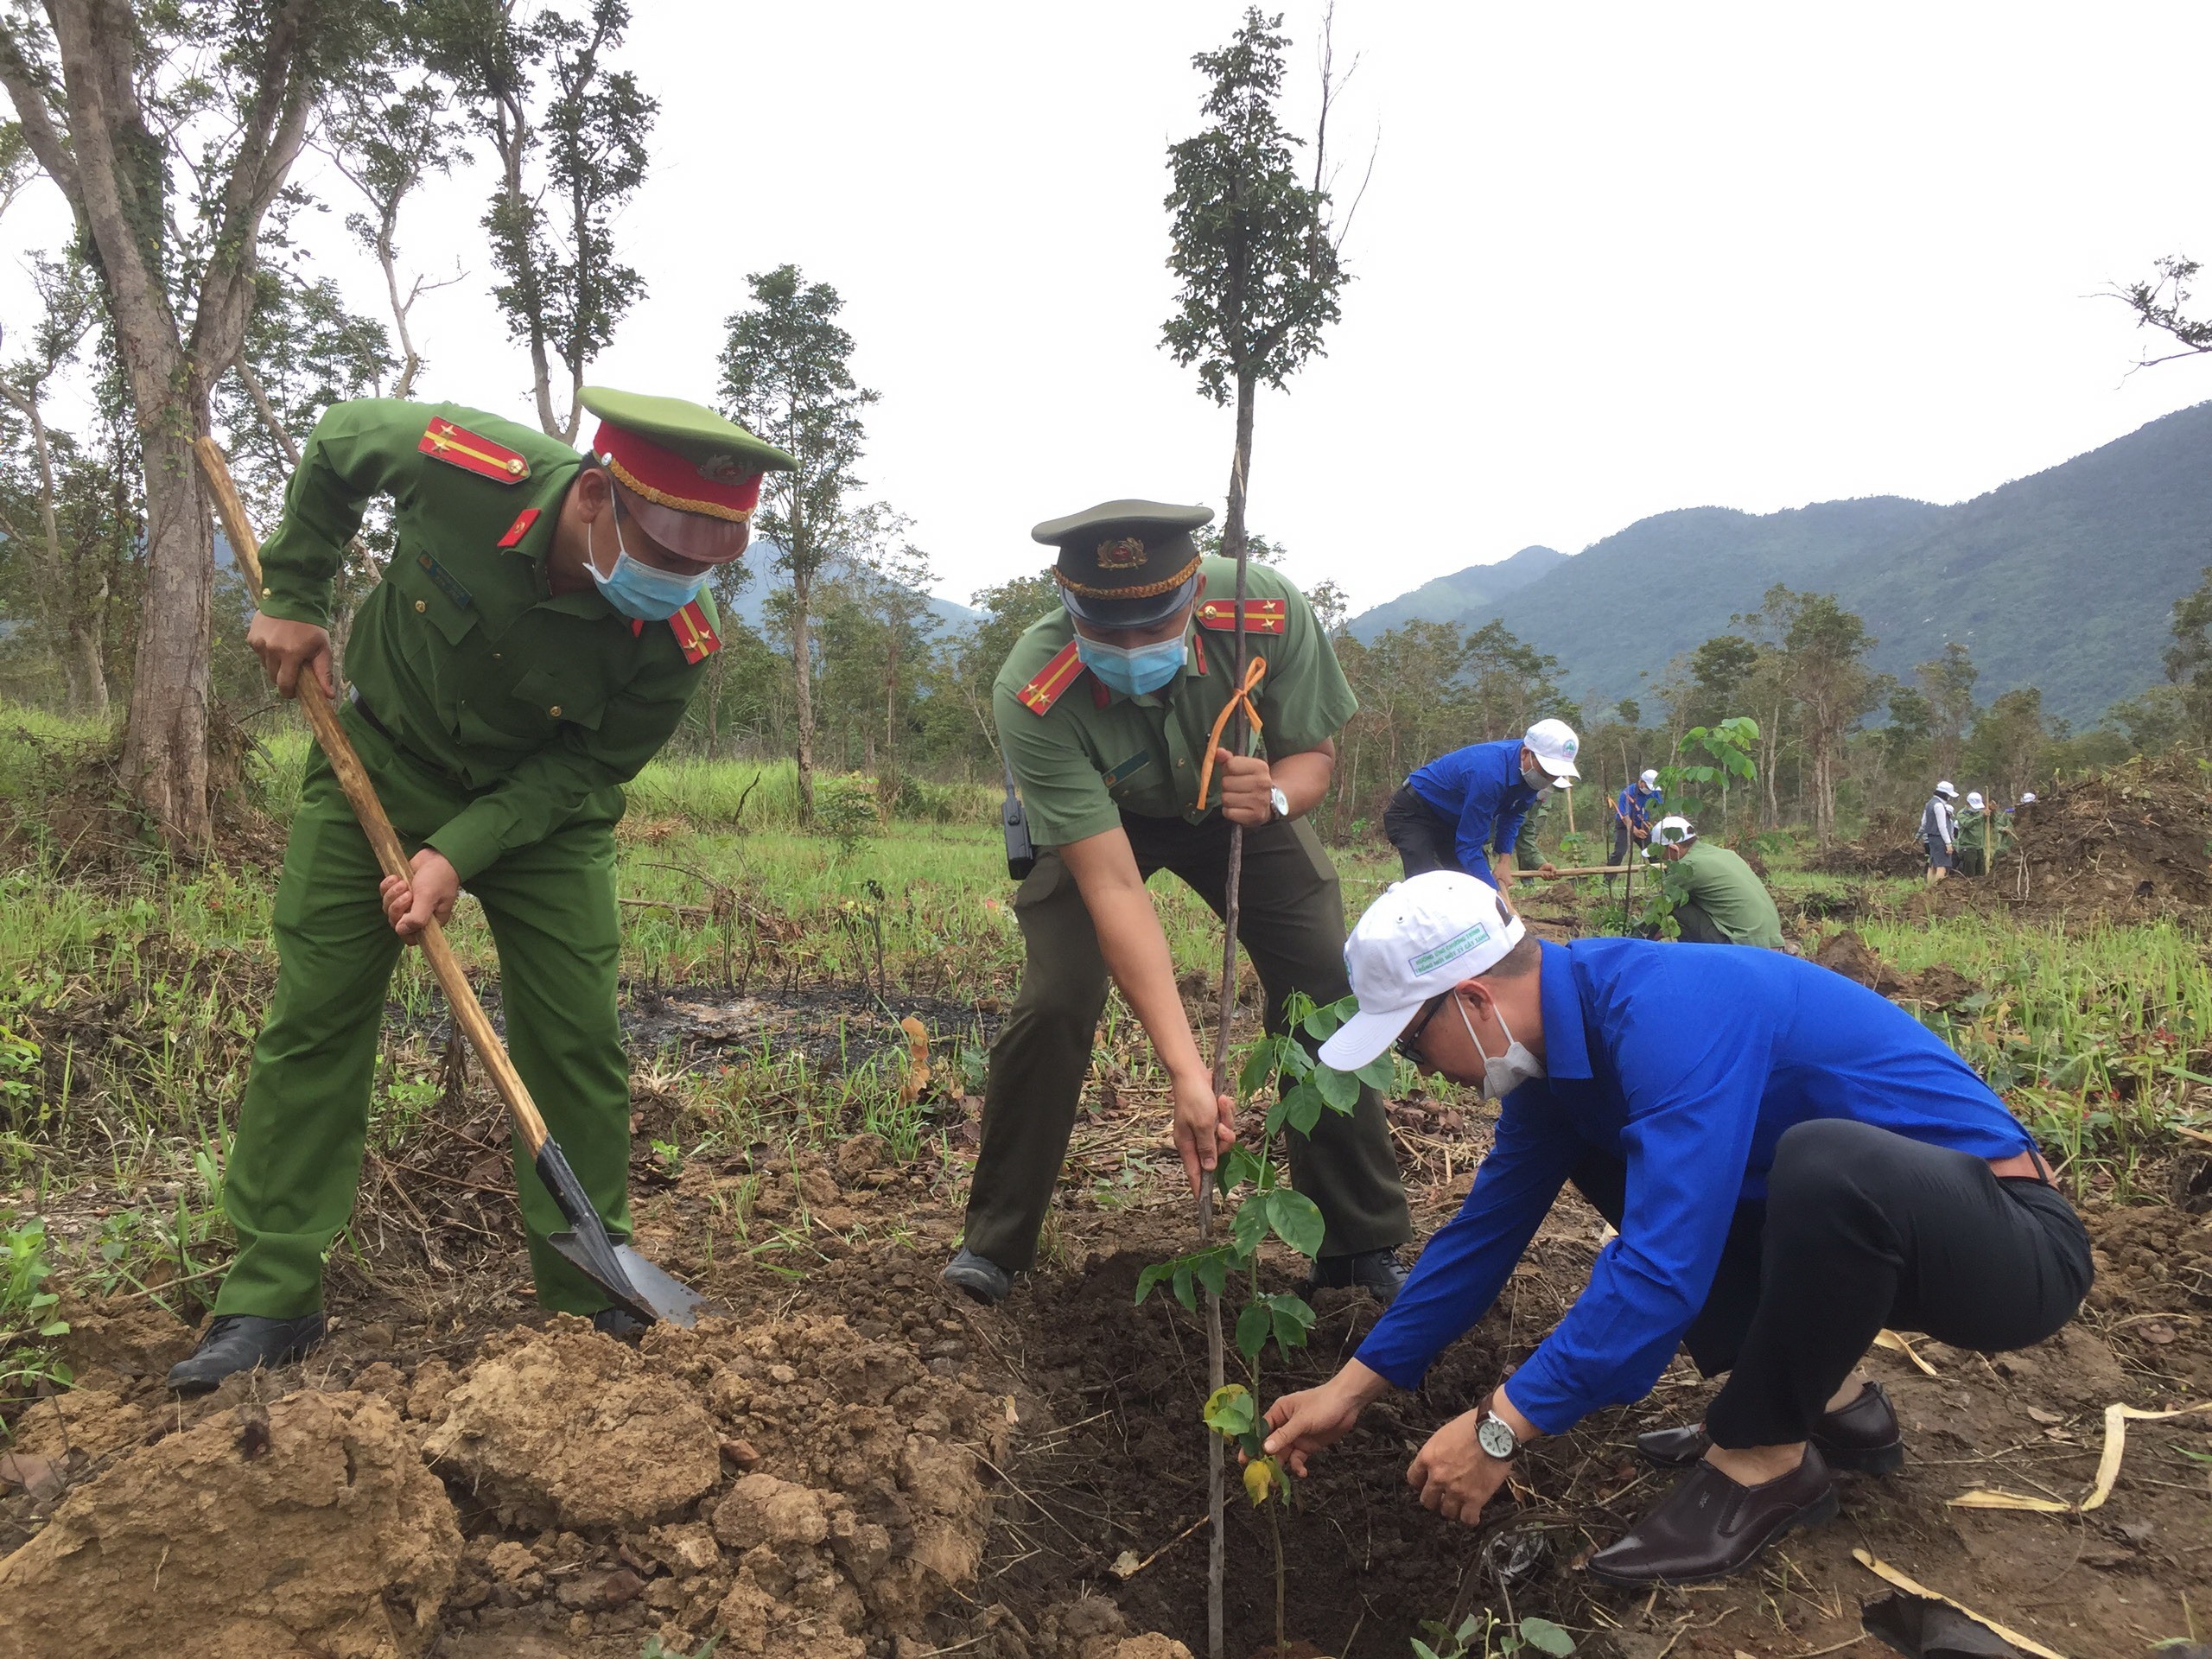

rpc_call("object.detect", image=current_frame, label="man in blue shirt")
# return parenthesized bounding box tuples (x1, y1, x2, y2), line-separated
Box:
(1611, 768, 1662, 886)
(1383, 719, 1579, 897)
(1261, 873, 2090, 1585)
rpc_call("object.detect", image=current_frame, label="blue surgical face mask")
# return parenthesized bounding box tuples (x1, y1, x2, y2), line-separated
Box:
(588, 494, 705, 621)
(1077, 633, 1187, 696)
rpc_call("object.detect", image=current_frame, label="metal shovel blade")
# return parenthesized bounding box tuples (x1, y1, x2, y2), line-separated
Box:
(546, 1231, 716, 1328)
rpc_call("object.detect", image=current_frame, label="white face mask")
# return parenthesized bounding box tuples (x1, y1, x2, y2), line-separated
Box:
(1459, 995, 1545, 1101)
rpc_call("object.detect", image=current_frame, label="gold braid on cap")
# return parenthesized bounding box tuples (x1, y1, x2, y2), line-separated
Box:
(603, 455, 757, 524)
(1054, 553, 1201, 602)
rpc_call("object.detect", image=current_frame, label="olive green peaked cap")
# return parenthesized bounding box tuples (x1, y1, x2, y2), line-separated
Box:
(1032, 499, 1215, 627)
(578, 386, 796, 477)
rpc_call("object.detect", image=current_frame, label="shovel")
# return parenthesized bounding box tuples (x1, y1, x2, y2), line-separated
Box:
(195, 438, 707, 1327)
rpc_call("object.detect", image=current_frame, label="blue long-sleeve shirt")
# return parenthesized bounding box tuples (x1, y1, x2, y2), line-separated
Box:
(1406, 740, 1542, 887)
(1355, 939, 2033, 1435)
(1614, 784, 1661, 834)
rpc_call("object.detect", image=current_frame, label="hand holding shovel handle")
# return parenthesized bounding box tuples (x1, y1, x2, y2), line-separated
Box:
(194, 438, 697, 1325)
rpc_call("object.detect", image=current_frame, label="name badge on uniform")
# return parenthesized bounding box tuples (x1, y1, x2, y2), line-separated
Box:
(1102, 750, 1154, 790)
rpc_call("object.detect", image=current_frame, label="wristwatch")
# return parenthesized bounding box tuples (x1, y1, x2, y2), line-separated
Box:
(1268, 785, 1290, 822)
(1475, 1408, 1521, 1460)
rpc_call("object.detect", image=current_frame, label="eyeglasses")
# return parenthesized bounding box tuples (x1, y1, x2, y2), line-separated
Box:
(1395, 993, 1449, 1065)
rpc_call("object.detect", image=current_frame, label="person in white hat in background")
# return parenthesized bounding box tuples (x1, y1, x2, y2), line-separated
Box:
(1954, 791, 1988, 876)
(1643, 816, 1786, 948)
(1381, 718, 1579, 903)
(1255, 872, 2088, 1586)
(1610, 768, 1663, 893)
(1920, 780, 1960, 884)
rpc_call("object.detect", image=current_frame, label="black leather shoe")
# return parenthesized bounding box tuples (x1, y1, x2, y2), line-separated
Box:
(591, 1306, 650, 1343)
(1637, 1381, 1904, 1475)
(1302, 1247, 1408, 1306)
(941, 1248, 1011, 1306)
(165, 1313, 327, 1395)
(1587, 1446, 1839, 1586)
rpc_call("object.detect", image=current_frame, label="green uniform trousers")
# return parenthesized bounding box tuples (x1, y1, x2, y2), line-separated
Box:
(216, 704, 631, 1318)
(962, 810, 1413, 1271)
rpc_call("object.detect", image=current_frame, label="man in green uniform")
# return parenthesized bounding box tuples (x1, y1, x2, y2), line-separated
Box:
(1646, 816, 1787, 949)
(942, 501, 1413, 1306)
(167, 390, 791, 1393)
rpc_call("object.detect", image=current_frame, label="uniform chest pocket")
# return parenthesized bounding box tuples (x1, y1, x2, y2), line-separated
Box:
(396, 552, 480, 646)
(512, 664, 606, 731)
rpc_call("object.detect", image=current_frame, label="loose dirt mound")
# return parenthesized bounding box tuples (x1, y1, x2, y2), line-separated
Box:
(1810, 930, 1978, 1007)
(425, 1319, 722, 1529)
(1807, 805, 1928, 878)
(1995, 753, 2212, 912)
(0, 1390, 460, 1659)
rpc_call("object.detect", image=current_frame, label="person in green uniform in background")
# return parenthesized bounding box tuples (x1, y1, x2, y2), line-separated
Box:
(943, 501, 1414, 1306)
(1646, 816, 1787, 949)
(168, 390, 792, 1393)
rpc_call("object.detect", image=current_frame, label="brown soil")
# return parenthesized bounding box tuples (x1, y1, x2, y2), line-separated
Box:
(1809, 929, 1980, 1007)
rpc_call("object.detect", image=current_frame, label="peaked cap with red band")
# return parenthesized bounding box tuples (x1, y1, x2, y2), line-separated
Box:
(578, 385, 795, 565)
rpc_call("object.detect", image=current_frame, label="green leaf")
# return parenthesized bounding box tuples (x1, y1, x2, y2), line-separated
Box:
(1215, 1146, 1264, 1195)
(1238, 1042, 1281, 1099)
(1194, 1249, 1229, 1300)
(1264, 1293, 1315, 1351)
(1518, 1618, 1576, 1657)
(1134, 1262, 1172, 1306)
(1277, 1040, 1315, 1079)
(1171, 1263, 1197, 1313)
(36, 1319, 70, 1338)
(1266, 1189, 1325, 1258)
(1300, 999, 1346, 1040)
(1230, 1196, 1269, 1256)
(1203, 1382, 1255, 1438)
(1351, 1052, 1395, 1090)
(1234, 1300, 1270, 1362)
(1314, 1064, 1361, 1111)
(1281, 1078, 1326, 1135)
(1411, 1643, 1443, 1659)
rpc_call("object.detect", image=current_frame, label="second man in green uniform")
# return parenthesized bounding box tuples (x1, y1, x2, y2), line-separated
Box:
(944, 502, 1413, 1306)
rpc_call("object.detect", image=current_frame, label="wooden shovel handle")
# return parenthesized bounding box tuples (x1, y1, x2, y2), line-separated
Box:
(194, 438, 551, 1159)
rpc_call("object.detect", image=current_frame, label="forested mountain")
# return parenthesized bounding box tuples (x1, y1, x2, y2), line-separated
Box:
(1350, 403, 2212, 724)
(1349, 543, 1567, 635)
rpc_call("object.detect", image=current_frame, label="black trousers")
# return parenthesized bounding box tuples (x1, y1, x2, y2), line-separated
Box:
(1385, 784, 1464, 879)
(1569, 1119, 2091, 1446)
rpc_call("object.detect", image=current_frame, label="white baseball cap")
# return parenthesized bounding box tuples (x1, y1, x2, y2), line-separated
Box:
(1318, 874, 1528, 1071)
(1967, 791, 1985, 810)
(2020, 791, 2037, 804)
(1650, 814, 1696, 846)
(1523, 718, 1580, 785)
(1936, 781, 1959, 799)
(1639, 769, 1660, 789)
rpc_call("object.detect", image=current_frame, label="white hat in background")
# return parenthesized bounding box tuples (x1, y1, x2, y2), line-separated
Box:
(1650, 814, 1696, 847)
(1967, 791, 1985, 810)
(1936, 781, 1959, 799)
(1639, 768, 1660, 790)
(2020, 791, 2037, 804)
(1522, 718, 1580, 785)
(1317, 874, 1527, 1071)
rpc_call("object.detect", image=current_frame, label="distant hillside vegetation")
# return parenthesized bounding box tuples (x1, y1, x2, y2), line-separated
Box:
(1349, 403, 2212, 724)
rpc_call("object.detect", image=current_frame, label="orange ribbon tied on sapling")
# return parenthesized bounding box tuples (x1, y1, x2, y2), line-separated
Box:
(1195, 655, 1268, 812)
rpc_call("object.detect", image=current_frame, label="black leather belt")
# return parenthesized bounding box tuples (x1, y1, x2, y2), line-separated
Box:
(347, 685, 397, 743)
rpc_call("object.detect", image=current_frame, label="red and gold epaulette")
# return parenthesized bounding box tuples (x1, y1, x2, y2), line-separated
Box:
(419, 417, 531, 483)
(496, 507, 541, 548)
(1015, 640, 1086, 715)
(1195, 597, 1288, 635)
(669, 599, 721, 664)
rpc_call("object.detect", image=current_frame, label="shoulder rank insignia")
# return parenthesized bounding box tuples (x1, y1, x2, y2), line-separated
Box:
(1015, 640, 1086, 715)
(669, 598, 721, 664)
(1196, 597, 1288, 635)
(419, 417, 531, 483)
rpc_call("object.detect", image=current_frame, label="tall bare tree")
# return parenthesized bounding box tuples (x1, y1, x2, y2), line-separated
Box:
(0, 0, 372, 838)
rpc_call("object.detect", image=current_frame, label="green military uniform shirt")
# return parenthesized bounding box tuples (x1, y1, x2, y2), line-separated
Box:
(1671, 842, 1786, 949)
(992, 558, 1355, 847)
(255, 399, 715, 883)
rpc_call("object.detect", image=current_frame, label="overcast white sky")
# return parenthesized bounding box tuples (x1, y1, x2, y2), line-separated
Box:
(12, 2, 2212, 613)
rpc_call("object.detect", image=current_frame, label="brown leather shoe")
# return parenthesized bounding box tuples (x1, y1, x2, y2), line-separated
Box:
(1586, 1446, 1839, 1586)
(1636, 1382, 1904, 1475)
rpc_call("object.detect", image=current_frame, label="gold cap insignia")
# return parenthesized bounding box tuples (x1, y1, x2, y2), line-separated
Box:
(1096, 536, 1148, 570)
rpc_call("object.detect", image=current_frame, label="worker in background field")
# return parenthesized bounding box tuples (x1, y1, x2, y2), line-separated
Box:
(1643, 816, 1786, 948)
(1610, 768, 1662, 895)
(1920, 780, 1959, 884)
(942, 501, 1412, 1309)
(166, 391, 794, 1394)
(1382, 720, 1579, 897)
(1954, 791, 1987, 876)
(1259, 872, 2088, 1585)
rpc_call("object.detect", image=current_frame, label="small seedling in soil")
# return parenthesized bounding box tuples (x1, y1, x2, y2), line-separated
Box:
(639, 1635, 719, 1658)
(1136, 991, 1387, 1652)
(1413, 1611, 1576, 1659)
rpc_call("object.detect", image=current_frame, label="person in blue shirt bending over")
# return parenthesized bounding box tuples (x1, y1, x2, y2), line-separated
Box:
(1260, 873, 2089, 1586)
(1383, 719, 1579, 900)
(1611, 768, 1662, 890)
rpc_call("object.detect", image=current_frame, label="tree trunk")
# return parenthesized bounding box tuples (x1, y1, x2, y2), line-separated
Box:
(121, 422, 215, 840)
(1222, 369, 1257, 561)
(791, 565, 816, 823)
(68, 610, 109, 717)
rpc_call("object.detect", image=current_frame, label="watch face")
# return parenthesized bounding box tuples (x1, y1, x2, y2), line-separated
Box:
(1477, 1413, 1518, 1459)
